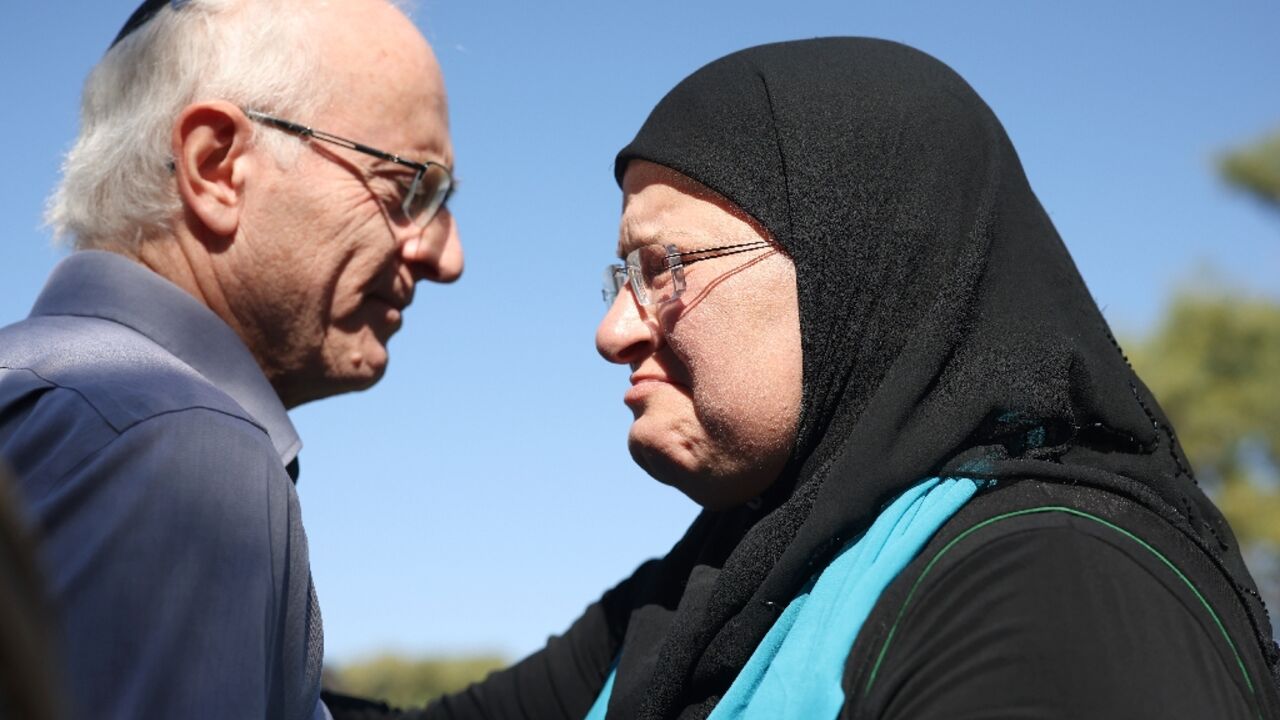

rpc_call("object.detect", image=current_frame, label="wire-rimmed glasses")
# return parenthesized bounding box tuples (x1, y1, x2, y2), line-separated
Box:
(244, 109, 454, 228)
(603, 240, 772, 308)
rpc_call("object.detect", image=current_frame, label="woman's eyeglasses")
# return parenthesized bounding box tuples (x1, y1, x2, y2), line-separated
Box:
(603, 240, 771, 308)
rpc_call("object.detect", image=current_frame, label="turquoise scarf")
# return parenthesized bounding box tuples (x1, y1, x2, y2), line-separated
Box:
(585, 476, 980, 720)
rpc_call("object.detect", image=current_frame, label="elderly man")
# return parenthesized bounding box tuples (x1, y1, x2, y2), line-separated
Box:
(0, 0, 460, 717)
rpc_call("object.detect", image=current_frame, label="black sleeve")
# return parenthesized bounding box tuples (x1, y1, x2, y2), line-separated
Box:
(844, 511, 1262, 719)
(419, 599, 616, 720)
(0, 466, 62, 720)
(325, 604, 613, 720)
(327, 560, 663, 720)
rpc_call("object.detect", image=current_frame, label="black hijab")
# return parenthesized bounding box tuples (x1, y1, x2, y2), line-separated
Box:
(604, 37, 1276, 719)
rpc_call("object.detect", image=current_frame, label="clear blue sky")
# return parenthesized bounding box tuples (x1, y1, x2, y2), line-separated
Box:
(2, 0, 1278, 663)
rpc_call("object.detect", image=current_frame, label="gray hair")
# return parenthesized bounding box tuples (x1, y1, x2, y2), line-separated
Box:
(46, 0, 333, 251)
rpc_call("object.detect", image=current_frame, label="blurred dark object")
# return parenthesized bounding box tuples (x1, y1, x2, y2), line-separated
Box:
(1221, 129, 1280, 208)
(322, 690, 426, 720)
(0, 463, 63, 720)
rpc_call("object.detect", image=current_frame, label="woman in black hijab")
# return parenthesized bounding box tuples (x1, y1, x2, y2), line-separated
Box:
(401, 37, 1280, 720)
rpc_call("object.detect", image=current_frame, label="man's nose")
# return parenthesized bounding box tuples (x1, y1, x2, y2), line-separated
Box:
(402, 207, 463, 283)
(596, 287, 661, 365)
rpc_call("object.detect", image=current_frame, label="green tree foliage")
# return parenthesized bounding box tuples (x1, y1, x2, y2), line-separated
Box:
(324, 653, 507, 709)
(1221, 130, 1280, 208)
(1127, 293, 1280, 544)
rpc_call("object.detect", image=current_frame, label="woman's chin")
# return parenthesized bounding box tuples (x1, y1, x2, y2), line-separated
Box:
(626, 435, 764, 510)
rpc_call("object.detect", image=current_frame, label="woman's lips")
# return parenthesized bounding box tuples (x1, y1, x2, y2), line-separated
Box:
(624, 374, 688, 406)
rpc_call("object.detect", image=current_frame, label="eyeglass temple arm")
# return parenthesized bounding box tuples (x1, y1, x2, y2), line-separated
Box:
(673, 240, 773, 267)
(243, 110, 427, 174)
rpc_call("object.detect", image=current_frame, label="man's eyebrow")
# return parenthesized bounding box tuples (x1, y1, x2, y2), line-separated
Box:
(369, 142, 452, 170)
(368, 161, 417, 177)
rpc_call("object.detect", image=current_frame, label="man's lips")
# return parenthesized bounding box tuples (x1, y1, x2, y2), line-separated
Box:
(365, 294, 411, 330)
(369, 290, 412, 314)
(368, 274, 414, 314)
(372, 291, 410, 311)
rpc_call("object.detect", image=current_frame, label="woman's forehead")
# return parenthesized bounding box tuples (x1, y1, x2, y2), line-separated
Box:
(618, 170, 763, 255)
(617, 209, 753, 261)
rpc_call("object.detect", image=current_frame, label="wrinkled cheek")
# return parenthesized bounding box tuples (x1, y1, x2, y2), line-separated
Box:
(628, 391, 706, 466)
(670, 351, 755, 440)
(328, 257, 399, 325)
(685, 357, 799, 466)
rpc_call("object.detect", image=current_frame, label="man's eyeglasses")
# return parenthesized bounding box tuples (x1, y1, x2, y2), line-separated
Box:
(603, 240, 772, 308)
(245, 110, 454, 228)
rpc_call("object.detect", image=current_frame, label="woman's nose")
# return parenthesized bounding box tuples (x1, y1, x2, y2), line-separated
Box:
(596, 288, 660, 365)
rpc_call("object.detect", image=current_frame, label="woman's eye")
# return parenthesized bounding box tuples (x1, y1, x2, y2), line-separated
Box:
(648, 268, 674, 290)
(633, 250, 665, 285)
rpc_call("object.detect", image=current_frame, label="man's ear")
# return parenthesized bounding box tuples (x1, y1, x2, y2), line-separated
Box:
(171, 101, 255, 238)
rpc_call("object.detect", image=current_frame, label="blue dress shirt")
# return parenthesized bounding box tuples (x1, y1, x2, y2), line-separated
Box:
(0, 251, 327, 720)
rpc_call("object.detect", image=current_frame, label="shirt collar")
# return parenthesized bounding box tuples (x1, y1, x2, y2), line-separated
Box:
(30, 250, 303, 470)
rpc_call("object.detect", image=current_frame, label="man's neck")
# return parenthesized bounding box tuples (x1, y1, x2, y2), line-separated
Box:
(125, 231, 252, 360)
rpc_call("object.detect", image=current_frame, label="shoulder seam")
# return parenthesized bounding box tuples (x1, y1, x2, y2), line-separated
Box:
(1, 364, 263, 436)
(860, 506, 1260, 716)
(48, 406, 278, 490)
(2, 365, 118, 433)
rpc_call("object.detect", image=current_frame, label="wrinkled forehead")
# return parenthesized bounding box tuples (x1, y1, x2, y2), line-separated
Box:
(617, 160, 774, 256)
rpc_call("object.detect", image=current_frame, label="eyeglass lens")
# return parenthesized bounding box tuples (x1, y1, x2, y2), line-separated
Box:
(601, 244, 685, 307)
(602, 266, 627, 306)
(630, 244, 682, 305)
(405, 164, 453, 227)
